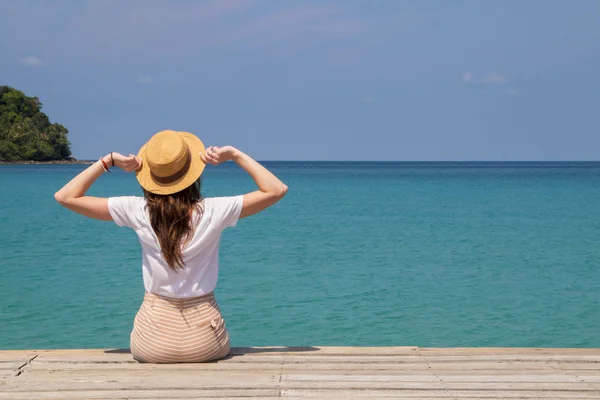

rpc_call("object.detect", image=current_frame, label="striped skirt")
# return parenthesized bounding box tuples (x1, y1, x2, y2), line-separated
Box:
(130, 292, 230, 363)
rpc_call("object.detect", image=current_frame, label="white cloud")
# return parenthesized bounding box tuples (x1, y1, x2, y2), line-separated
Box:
(506, 89, 520, 96)
(136, 75, 155, 84)
(462, 72, 508, 85)
(21, 56, 44, 67)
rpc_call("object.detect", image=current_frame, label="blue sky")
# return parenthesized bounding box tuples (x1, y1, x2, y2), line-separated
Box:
(1, 0, 599, 161)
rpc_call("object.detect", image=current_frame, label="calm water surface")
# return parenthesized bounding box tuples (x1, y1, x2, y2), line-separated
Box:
(1, 162, 599, 349)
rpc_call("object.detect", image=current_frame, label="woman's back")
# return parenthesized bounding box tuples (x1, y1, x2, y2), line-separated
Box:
(108, 195, 243, 298)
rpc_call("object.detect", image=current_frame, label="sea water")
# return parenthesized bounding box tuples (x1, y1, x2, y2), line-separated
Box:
(1, 162, 599, 349)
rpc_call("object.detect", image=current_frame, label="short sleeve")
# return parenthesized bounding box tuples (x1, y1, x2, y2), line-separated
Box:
(205, 195, 244, 230)
(108, 196, 146, 229)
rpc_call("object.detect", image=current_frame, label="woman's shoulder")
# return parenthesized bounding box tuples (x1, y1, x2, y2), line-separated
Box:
(109, 195, 147, 207)
(201, 195, 243, 209)
(107, 196, 147, 229)
(200, 195, 244, 229)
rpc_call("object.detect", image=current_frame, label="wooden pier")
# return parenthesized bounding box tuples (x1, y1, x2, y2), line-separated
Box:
(2, 346, 600, 399)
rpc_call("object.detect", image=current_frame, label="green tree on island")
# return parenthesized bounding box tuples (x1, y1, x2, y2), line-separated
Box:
(0, 86, 72, 161)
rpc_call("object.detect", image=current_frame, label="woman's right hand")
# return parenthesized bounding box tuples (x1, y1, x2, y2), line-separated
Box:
(111, 152, 142, 172)
(200, 146, 238, 166)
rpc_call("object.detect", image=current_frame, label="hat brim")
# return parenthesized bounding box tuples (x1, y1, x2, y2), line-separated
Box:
(135, 132, 206, 195)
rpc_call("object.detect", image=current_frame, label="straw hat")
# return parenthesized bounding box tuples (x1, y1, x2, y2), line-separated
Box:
(135, 130, 206, 195)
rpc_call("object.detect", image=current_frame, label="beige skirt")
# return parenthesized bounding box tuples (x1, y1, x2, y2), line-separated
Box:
(130, 292, 230, 363)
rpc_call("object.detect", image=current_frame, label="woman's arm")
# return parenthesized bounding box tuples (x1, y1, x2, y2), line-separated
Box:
(54, 153, 141, 220)
(200, 146, 288, 218)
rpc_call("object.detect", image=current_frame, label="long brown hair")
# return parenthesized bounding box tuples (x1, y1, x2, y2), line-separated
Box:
(143, 179, 203, 271)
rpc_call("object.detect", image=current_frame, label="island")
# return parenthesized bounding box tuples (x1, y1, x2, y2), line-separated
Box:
(0, 85, 74, 163)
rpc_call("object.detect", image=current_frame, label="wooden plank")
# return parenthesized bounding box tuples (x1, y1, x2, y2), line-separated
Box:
(419, 355, 600, 362)
(0, 362, 23, 371)
(283, 398, 600, 400)
(28, 353, 429, 364)
(282, 398, 600, 400)
(25, 355, 600, 368)
(559, 363, 600, 370)
(277, 380, 597, 390)
(432, 374, 589, 383)
(282, 388, 600, 398)
(7, 372, 596, 391)
(283, 374, 439, 382)
(0, 372, 15, 384)
(18, 349, 600, 364)
(580, 376, 600, 383)
(8, 377, 587, 392)
(23, 363, 576, 377)
(2, 370, 279, 389)
(28, 352, 136, 364)
(420, 348, 600, 356)
(6, 393, 600, 400)
(231, 354, 599, 364)
(0, 351, 38, 361)
(0, 389, 278, 399)
(281, 373, 584, 383)
(426, 361, 562, 372)
(23, 361, 565, 374)
(4, 388, 600, 400)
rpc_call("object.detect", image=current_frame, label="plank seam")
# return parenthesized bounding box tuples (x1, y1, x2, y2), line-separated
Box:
(422, 349, 445, 387)
(15, 355, 37, 377)
(277, 356, 284, 398)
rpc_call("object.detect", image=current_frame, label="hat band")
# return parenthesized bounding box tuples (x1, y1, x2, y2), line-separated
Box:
(150, 148, 191, 185)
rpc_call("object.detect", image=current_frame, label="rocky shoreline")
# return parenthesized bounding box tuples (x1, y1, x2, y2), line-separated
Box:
(0, 159, 94, 165)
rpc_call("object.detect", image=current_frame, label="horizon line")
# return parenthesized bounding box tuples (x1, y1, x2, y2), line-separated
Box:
(71, 159, 600, 163)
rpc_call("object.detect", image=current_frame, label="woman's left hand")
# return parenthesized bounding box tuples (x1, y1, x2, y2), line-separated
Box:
(110, 153, 142, 172)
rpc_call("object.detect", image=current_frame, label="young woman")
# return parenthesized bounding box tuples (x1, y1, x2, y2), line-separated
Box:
(54, 130, 288, 363)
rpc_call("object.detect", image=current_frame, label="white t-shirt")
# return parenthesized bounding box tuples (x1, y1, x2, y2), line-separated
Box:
(107, 195, 244, 298)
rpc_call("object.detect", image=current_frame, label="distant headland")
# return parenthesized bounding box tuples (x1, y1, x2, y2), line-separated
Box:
(0, 86, 75, 163)
(0, 159, 93, 165)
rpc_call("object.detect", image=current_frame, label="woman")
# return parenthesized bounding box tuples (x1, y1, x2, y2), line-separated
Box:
(54, 130, 288, 363)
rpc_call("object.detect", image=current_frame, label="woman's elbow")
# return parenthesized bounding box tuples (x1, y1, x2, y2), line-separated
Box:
(276, 184, 288, 198)
(54, 191, 67, 205)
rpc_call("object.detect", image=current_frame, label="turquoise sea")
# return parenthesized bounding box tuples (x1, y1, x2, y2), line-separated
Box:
(1, 162, 599, 350)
